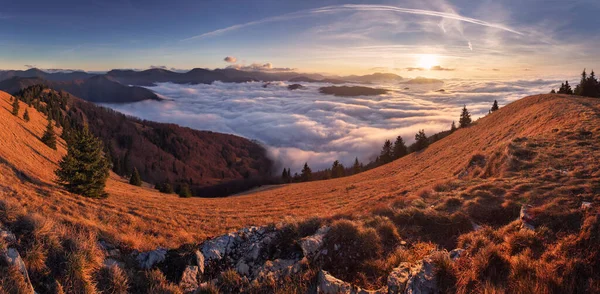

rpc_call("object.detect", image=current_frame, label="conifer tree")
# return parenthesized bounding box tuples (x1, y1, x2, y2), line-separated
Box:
(331, 160, 345, 178)
(413, 129, 429, 152)
(393, 136, 408, 159)
(11, 97, 19, 116)
(41, 119, 57, 150)
(301, 162, 312, 182)
(491, 100, 499, 112)
(451, 121, 457, 132)
(459, 105, 472, 128)
(55, 127, 111, 198)
(129, 167, 142, 186)
(178, 184, 192, 198)
(379, 139, 393, 164)
(160, 183, 174, 194)
(23, 109, 30, 122)
(352, 157, 361, 174)
(281, 168, 288, 181)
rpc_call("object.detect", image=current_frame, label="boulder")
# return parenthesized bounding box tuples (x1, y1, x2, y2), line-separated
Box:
(136, 248, 167, 269)
(1, 248, 35, 293)
(404, 257, 438, 294)
(299, 226, 330, 258)
(318, 270, 385, 294)
(201, 233, 237, 262)
(179, 265, 199, 293)
(387, 263, 411, 294)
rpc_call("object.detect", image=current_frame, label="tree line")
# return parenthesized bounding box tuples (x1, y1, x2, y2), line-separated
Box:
(551, 69, 600, 97)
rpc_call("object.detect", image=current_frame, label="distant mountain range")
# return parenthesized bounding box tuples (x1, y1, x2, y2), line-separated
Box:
(0, 67, 407, 103)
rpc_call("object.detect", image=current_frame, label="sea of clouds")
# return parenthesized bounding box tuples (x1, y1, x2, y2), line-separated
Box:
(103, 78, 563, 172)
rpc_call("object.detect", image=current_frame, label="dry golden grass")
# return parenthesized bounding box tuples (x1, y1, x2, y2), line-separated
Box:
(1, 90, 600, 256)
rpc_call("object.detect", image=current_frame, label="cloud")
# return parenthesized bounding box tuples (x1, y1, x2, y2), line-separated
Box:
(224, 56, 237, 63)
(103, 78, 561, 173)
(431, 65, 456, 71)
(227, 63, 295, 72)
(182, 4, 522, 41)
(150, 65, 168, 70)
(405, 67, 426, 71)
(468, 41, 473, 51)
(24, 64, 37, 69)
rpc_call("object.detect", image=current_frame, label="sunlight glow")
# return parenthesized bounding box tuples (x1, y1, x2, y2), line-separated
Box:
(417, 54, 438, 69)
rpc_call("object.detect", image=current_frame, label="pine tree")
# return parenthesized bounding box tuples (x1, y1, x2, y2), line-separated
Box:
(41, 119, 57, 150)
(178, 184, 192, 198)
(459, 105, 472, 128)
(352, 157, 361, 174)
(23, 109, 30, 122)
(160, 183, 174, 194)
(379, 139, 393, 164)
(451, 121, 457, 132)
(301, 162, 312, 182)
(11, 97, 20, 116)
(558, 81, 573, 94)
(491, 100, 499, 112)
(55, 127, 111, 198)
(413, 129, 429, 152)
(331, 160, 345, 178)
(281, 168, 288, 181)
(129, 167, 142, 186)
(393, 136, 408, 159)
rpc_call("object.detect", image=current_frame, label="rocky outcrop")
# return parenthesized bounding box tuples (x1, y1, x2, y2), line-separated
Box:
(299, 226, 330, 258)
(318, 270, 386, 294)
(136, 248, 167, 269)
(0, 228, 35, 293)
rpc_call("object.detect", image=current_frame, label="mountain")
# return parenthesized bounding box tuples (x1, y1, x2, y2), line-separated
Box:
(319, 85, 389, 96)
(0, 68, 94, 81)
(2, 91, 599, 292)
(0, 76, 160, 103)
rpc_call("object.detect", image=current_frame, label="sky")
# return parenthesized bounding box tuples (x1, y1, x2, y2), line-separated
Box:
(1, 0, 600, 77)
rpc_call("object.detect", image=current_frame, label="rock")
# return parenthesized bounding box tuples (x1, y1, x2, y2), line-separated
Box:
(299, 226, 330, 258)
(519, 205, 535, 230)
(136, 248, 167, 269)
(581, 202, 592, 210)
(404, 257, 438, 294)
(194, 250, 205, 274)
(201, 233, 237, 263)
(387, 263, 411, 294)
(318, 270, 385, 294)
(179, 265, 199, 293)
(1, 248, 35, 293)
(0, 229, 16, 243)
(449, 248, 465, 260)
(236, 261, 250, 276)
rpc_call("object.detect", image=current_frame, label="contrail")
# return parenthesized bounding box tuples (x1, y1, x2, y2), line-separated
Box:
(182, 4, 522, 42)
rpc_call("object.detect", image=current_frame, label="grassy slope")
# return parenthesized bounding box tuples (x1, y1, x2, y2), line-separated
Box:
(1, 90, 599, 252)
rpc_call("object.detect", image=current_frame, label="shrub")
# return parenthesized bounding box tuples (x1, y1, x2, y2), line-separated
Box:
(145, 269, 183, 294)
(178, 184, 192, 198)
(97, 265, 129, 294)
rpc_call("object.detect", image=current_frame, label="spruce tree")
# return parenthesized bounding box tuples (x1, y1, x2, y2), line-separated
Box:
(393, 136, 408, 159)
(41, 119, 57, 150)
(459, 105, 472, 128)
(379, 139, 393, 164)
(23, 109, 30, 122)
(178, 184, 192, 198)
(129, 167, 142, 186)
(301, 162, 312, 182)
(160, 183, 174, 194)
(451, 121, 457, 132)
(331, 160, 345, 178)
(352, 157, 361, 174)
(11, 97, 19, 116)
(413, 129, 429, 152)
(491, 100, 499, 112)
(55, 127, 111, 198)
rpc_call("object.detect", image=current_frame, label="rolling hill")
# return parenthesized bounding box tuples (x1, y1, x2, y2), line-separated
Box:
(1, 91, 599, 293)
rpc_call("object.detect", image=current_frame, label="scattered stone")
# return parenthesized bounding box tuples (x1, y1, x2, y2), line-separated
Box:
(519, 205, 535, 230)
(136, 248, 167, 269)
(179, 265, 199, 293)
(194, 250, 205, 274)
(318, 270, 385, 294)
(1, 248, 35, 293)
(299, 226, 330, 258)
(581, 202, 592, 210)
(236, 261, 250, 276)
(449, 248, 465, 260)
(404, 257, 438, 294)
(387, 263, 411, 294)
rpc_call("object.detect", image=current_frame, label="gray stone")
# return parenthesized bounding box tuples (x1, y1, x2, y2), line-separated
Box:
(318, 270, 385, 294)
(404, 257, 438, 294)
(2, 247, 35, 293)
(136, 248, 167, 269)
(387, 263, 411, 294)
(180, 265, 199, 293)
(236, 261, 250, 276)
(194, 250, 205, 274)
(299, 226, 330, 258)
(449, 248, 465, 260)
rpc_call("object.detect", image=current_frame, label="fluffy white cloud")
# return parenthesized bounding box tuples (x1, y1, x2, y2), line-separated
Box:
(103, 78, 561, 172)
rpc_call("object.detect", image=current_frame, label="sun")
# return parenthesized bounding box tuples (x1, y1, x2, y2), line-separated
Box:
(416, 54, 438, 70)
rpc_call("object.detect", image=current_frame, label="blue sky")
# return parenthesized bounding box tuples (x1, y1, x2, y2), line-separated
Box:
(1, 0, 600, 76)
